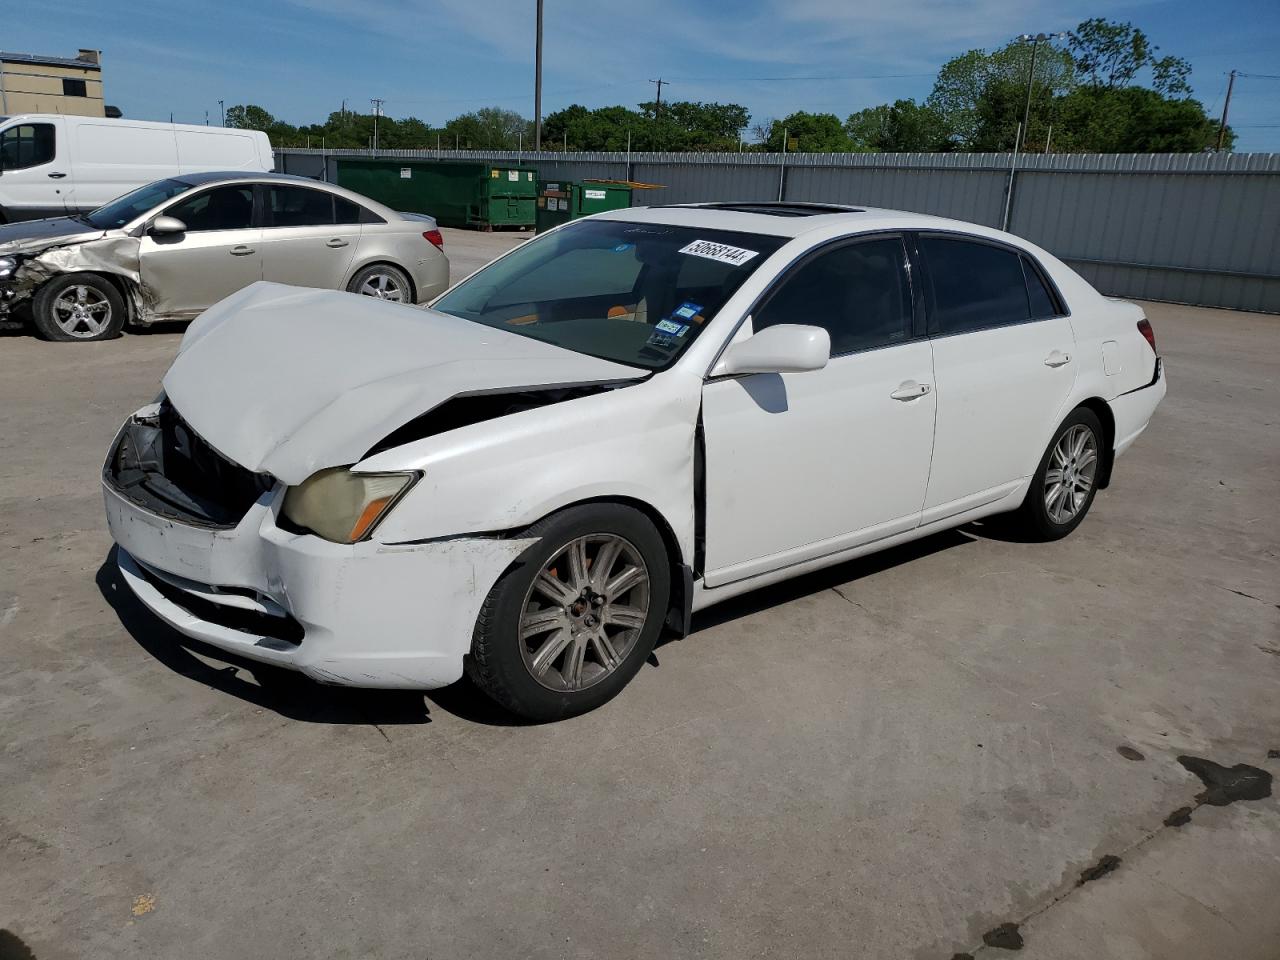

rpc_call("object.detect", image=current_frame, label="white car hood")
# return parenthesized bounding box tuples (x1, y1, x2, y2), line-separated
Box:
(162, 283, 645, 484)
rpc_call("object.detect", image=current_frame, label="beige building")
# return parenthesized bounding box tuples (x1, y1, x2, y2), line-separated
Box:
(0, 49, 109, 118)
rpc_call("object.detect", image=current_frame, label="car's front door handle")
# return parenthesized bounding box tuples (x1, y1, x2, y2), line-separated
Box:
(48, 172, 67, 179)
(1044, 350, 1072, 368)
(890, 381, 932, 401)
(229, 246, 255, 256)
(326, 238, 350, 248)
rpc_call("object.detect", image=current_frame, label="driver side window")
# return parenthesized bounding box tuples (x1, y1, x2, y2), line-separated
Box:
(0, 124, 56, 170)
(753, 237, 913, 357)
(165, 185, 255, 232)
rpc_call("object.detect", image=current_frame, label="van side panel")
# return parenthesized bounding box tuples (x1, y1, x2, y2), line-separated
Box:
(72, 120, 179, 208)
(175, 129, 270, 175)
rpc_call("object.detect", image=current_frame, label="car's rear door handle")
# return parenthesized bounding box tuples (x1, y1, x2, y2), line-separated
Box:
(48, 172, 68, 179)
(890, 381, 932, 401)
(326, 238, 350, 248)
(1044, 350, 1072, 368)
(230, 246, 255, 256)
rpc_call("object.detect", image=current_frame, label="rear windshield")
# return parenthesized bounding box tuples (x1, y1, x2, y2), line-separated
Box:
(433, 219, 785, 370)
(85, 178, 193, 230)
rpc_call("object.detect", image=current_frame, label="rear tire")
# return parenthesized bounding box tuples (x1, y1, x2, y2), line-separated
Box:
(467, 504, 671, 722)
(347, 263, 413, 303)
(31, 274, 126, 342)
(1013, 407, 1105, 541)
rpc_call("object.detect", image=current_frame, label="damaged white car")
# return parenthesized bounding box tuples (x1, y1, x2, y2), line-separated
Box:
(0, 171, 448, 341)
(103, 203, 1165, 720)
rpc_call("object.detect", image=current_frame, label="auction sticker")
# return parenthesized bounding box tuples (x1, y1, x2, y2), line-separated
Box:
(678, 239, 759, 266)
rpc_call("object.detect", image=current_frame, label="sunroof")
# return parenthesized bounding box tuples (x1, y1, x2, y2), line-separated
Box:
(693, 202, 864, 217)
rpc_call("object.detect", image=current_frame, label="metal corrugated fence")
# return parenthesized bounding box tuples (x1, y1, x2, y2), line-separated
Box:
(278, 148, 1280, 313)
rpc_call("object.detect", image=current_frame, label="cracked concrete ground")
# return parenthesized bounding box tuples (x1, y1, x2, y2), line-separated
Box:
(1, 241, 1277, 959)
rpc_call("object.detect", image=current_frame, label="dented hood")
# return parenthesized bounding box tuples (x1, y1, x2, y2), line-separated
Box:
(162, 283, 645, 484)
(0, 216, 106, 255)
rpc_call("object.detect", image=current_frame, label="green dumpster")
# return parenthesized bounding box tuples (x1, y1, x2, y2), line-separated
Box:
(335, 158, 537, 229)
(535, 180, 634, 233)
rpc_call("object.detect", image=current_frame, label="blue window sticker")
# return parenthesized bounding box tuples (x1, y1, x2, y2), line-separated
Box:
(613, 243, 634, 253)
(672, 301, 702, 321)
(654, 318, 689, 337)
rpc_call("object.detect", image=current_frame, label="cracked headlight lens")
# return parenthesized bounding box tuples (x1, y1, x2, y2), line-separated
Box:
(281, 467, 417, 543)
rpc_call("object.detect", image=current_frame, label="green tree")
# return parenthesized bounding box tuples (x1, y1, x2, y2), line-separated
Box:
(1068, 18, 1191, 95)
(1052, 86, 1227, 151)
(443, 107, 531, 149)
(764, 111, 851, 152)
(846, 100, 948, 152)
(926, 43, 1074, 148)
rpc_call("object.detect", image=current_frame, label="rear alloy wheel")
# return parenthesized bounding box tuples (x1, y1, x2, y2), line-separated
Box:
(32, 274, 126, 342)
(468, 504, 671, 721)
(348, 263, 412, 303)
(1015, 407, 1104, 541)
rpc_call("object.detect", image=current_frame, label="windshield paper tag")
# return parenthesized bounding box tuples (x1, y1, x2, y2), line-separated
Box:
(678, 239, 760, 266)
(655, 318, 689, 337)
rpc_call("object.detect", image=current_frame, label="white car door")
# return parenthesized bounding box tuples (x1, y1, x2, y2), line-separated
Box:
(917, 234, 1077, 522)
(701, 235, 937, 587)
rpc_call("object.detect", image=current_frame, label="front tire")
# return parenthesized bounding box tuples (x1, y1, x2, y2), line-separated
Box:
(32, 274, 126, 342)
(1014, 407, 1104, 541)
(467, 504, 671, 721)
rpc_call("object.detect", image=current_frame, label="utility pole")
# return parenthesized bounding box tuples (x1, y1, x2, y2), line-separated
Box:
(371, 98, 384, 156)
(1015, 32, 1065, 152)
(218, 100, 225, 126)
(1217, 69, 1237, 151)
(534, 0, 544, 150)
(649, 78, 668, 150)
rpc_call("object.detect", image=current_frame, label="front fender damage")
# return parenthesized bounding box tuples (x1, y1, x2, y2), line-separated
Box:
(3, 236, 153, 322)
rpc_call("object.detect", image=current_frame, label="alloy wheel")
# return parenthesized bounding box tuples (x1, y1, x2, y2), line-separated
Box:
(1044, 424, 1098, 524)
(357, 272, 406, 302)
(518, 534, 651, 692)
(52, 285, 113, 339)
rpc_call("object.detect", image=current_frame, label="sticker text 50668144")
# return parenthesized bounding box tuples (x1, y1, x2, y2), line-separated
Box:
(678, 239, 760, 266)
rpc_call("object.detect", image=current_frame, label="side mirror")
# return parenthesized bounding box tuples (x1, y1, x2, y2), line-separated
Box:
(150, 216, 187, 236)
(713, 323, 831, 377)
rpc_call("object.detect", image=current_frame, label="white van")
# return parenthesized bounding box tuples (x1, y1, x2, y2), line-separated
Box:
(0, 115, 272, 223)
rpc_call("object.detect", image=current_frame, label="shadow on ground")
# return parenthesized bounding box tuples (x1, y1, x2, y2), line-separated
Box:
(100, 526, 985, 727)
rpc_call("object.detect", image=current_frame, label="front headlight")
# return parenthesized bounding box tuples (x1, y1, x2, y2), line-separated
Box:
(0, 256, 16, 279)
(281, 467, 418, 543)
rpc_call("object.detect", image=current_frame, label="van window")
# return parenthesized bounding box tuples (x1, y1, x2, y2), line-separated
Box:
(0, 124, 56, 170)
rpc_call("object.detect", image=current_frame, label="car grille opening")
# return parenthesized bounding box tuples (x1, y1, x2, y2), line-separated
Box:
(106, 401, 275, 527)
(134, 561, 304, 649)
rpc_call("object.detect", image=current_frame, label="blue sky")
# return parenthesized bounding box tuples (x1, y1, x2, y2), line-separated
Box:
(8, 0, 1280, 150)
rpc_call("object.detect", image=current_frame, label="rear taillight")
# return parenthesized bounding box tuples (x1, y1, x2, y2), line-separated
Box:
(1137, 318, 1156, 353)
(423, 229, 444, 250)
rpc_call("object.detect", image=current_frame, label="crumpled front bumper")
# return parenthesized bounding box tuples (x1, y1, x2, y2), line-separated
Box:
(103, 476, 534, 689)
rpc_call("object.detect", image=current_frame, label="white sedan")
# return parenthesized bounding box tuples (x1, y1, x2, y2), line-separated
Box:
(102, 202, 1165, 720)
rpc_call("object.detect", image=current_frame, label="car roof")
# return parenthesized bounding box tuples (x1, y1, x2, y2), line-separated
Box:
(596, 202, 1004, 241)
(165, 171, 401, 218)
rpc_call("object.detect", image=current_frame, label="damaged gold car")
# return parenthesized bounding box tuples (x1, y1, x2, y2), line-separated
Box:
(0, 171, 449, 341)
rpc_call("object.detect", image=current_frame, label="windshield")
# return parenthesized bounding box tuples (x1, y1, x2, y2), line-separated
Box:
(84, 178, 193, 230)
(433, 219, 786, 369)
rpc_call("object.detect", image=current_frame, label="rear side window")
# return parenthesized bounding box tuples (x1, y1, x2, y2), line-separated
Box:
(1022, 256, 1061, 319)
(0, 123, 56, 170)
(270, 185, 342, 227)
(921, 237, 1029, 334)
(754, 237, 913, 356)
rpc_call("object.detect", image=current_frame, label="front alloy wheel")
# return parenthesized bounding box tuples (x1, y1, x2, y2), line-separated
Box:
(518, 534, 650, 692)
(468, 503, 671, 721)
